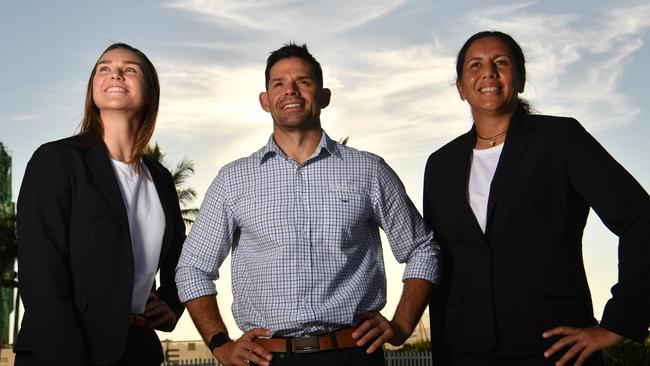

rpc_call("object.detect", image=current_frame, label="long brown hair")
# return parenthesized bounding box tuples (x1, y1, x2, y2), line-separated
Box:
(79, 42, 160, 165)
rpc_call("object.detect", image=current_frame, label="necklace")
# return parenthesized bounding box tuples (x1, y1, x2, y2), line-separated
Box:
(476, 129, 508, 147)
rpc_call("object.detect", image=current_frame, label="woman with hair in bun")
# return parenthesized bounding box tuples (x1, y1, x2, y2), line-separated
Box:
(424, 31, 650, 366)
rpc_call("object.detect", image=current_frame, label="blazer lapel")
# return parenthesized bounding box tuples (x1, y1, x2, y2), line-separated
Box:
(85, 142, 131, 233)
(485, 108, 534, 232)
(143, 157, 173, 267)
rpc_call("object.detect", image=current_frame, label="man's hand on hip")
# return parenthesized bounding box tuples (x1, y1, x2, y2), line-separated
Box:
(352, 310, 410, 354)
(214, 328, 273, 366)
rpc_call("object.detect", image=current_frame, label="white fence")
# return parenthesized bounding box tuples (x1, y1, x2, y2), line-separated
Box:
(162, 351, 432, 366)
(384, 351, 432, 366)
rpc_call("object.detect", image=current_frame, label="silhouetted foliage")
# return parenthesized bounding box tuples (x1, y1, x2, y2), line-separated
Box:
(603, 335, 650, 366)
(145, 143, 199, 227)
(0, 212, 17, 287)
(387, 334, 650, 365)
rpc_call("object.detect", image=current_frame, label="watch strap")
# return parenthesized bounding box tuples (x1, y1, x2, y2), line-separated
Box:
(209, 332, 231, 352)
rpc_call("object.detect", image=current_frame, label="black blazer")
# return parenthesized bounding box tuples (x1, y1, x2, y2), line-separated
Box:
(424, 107, 650, 356)
(14, 135, 186, 364)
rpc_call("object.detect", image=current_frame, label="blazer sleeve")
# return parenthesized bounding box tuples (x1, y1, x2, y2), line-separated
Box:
(154, 167, 186, 321)
(423, 154, 452, 366)
(16, 144, 87, 363)
(564, 119, 650, 341)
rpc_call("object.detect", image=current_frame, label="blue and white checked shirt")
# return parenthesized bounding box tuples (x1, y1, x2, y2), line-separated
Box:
(176, 131, 441, 336)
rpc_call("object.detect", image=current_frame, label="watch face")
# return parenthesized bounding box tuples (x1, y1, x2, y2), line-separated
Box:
(210, 332, 231, 351)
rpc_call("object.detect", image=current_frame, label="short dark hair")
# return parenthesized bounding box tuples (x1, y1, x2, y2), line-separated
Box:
(456, 31, 531, 113)
(265, 42, 323, 89)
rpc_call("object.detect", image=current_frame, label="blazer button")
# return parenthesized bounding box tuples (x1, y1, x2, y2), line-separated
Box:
(485, 249, 492, 256)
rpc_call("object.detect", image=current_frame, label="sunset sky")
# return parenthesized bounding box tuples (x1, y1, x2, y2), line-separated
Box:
(1, 0, 649, 342)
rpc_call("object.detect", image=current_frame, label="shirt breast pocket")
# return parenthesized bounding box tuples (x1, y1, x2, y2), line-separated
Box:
(323, 189, 368, 236)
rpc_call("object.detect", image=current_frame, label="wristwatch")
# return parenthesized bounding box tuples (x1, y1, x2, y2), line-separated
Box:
(209, 332, 231, 352)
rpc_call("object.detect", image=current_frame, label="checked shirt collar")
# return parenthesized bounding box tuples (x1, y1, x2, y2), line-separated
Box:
(259, 130, 343, 165)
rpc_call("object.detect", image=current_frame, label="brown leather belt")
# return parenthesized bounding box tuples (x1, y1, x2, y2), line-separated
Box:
(128, 313, 148, 328)
(253, 327, 357, 354)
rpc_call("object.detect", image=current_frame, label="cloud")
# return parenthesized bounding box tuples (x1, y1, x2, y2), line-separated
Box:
(11, 113, 45, 122)
(608, 3, 650, 40)
(153, 34, 464, 165)
(164, 0, 406, 33)
(153, 59, 275, 173)
(153, 1, 650, 168)
(156, 61, 266, 136)
(162, 40, 250, 52)
(323, 42, 467, 159)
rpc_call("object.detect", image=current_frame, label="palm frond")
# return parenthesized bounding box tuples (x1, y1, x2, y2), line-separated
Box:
(171, 158, 195, 186)
(145, 142, 166, 166)
(145, 143, 199, 228)
(181, 208, 199, 226)
(177, 188, 198, 205)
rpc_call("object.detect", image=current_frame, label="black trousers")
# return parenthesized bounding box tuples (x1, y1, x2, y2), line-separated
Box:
(95, 325, 163, 366)
(449, 349, 604, 366)
(253, 347, 385, 366)
(15, 325, 163, 366)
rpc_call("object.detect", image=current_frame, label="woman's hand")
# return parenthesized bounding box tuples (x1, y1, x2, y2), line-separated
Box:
(144, 292, 177, 331)
(543, 326, 624, 366)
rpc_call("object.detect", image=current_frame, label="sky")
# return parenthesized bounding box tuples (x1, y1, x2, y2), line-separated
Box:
(1, 0, 649, 342)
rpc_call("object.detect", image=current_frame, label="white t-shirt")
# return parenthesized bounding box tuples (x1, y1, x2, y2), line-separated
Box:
(111, 159, 165, 314)
(468, 143, 504, 233)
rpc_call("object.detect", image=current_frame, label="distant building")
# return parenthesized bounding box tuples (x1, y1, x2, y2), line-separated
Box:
(0, 348, 14, 366)
(0, 143, 16, 348)
(161, 338, 213, 363)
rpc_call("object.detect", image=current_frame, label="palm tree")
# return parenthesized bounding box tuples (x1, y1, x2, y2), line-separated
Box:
(145, 143, 199, 227)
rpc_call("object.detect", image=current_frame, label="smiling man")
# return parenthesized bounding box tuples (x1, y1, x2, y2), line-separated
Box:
(176, 43, 442, 366)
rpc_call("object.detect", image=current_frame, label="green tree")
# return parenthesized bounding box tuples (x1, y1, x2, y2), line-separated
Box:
(603, 336, 650, 366)
(393, 339, 431, 353)
(0, 211, 16, 347)
(145, 143, 199, 227)
(0, 142, 16, 346)
(0, 213, 16, 285)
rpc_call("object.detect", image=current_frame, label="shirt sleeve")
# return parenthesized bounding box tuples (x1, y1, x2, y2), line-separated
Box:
(175, 167, 238, 303)
(370, 158, 442, 284)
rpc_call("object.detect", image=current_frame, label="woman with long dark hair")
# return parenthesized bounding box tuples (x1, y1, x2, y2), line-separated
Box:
(424, 31, 650, 366)
(14, 43, 185, 365)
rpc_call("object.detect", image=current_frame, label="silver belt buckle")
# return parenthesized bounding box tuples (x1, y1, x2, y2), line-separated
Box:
(292, 335, 320, 353)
